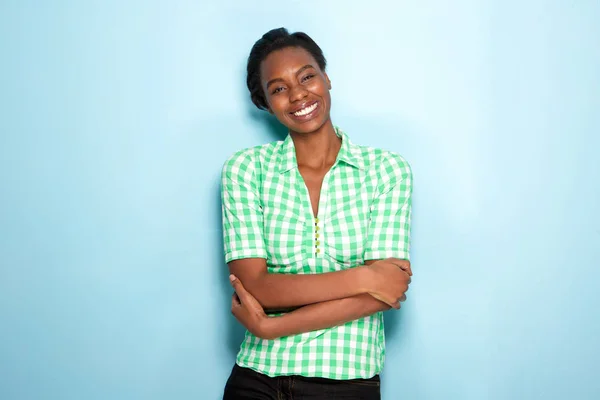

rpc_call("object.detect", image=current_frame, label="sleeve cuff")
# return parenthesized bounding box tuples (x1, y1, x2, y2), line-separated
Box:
(225, 249, 268, 263)
(364, 249, 410, 261)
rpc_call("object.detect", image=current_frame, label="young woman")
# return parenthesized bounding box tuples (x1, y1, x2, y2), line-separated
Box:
(221, 28, 413, 400)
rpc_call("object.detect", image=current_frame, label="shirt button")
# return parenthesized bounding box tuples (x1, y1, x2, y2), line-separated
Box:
(315, 233, 320, 238)
(315, 241, 320, 246)
(316, 248, 321, 254)
(315, 226, 320, 231)
(315, 217, 319, 223)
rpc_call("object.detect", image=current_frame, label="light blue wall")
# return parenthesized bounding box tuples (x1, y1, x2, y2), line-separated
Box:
(1, 1, 598, 399)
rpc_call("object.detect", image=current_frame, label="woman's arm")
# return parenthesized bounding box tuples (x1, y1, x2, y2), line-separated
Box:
(261, 294, 391, 340)
(229, 260, 411, 340)
(229, 258, 366, 309)
(259, 260, 411, 338)
(229, 257, 410, 310)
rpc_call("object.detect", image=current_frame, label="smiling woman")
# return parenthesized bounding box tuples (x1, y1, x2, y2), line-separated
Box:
(220, 27, 413, 400)
(261, 47, 331, 132)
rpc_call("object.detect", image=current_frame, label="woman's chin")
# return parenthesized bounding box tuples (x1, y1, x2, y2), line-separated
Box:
(284, 116, 331, 135)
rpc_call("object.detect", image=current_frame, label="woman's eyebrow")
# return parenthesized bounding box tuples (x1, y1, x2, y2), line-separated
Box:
(295, 64, 315, 76)
(266, 64, 315, 88)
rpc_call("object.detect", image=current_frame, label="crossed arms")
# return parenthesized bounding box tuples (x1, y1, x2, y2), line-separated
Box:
(228, 257, 412, 340)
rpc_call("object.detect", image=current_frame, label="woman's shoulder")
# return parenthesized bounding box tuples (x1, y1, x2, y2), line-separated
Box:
(221, 140, 283, 174)
(351, 141, 412, 176)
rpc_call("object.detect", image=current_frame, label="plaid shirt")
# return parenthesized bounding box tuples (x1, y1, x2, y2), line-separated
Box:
(221, 127, 412, 379)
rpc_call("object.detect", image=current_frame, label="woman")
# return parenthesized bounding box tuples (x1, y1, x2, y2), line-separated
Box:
(221, 27, 413, 400)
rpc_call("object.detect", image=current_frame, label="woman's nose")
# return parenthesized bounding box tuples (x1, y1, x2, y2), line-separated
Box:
(289, 85, 308, 102)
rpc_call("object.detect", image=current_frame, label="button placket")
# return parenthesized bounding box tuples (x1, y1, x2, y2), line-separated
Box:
(314, 217, 321, 255)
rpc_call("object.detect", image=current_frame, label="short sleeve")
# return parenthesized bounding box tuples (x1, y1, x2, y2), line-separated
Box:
(221, 150, 267, 263)
(363, 154, 413, 261)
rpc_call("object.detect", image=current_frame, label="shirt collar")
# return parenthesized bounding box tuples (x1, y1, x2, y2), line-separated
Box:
(277, 126, 365, 173)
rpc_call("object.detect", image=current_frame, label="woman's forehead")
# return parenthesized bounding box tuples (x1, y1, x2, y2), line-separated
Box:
(260, 47, 319, 79)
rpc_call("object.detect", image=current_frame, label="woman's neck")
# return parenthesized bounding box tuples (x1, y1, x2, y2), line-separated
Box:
(290, 120, 341, 170)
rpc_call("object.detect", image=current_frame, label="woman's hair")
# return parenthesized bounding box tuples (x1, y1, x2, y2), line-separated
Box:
(246, 27, 327, 110)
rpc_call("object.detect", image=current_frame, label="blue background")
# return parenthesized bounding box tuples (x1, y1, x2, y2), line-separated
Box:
(1, 1, 599, 399)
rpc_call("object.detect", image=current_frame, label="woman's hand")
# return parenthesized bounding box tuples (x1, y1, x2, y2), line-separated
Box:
(364, 258, 412, 309)
(229, 274, 273, 339)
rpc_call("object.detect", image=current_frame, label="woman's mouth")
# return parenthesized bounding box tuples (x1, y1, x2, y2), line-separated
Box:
(289, 101, 319, 121)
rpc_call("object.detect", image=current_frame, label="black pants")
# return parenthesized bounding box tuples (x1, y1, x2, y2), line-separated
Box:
(223, 364, 381, 400)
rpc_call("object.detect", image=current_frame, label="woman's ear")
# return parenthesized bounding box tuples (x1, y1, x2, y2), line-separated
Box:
(325, 73, 332, 90)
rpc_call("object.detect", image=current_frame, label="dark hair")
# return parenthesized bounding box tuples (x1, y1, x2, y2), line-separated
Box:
(246, 28, 327, 110)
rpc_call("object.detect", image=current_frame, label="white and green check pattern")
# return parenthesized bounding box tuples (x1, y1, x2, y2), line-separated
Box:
(221, 127, 412, 379)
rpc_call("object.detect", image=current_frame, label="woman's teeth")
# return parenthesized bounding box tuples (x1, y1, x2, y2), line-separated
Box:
(293, 103, 317, 116)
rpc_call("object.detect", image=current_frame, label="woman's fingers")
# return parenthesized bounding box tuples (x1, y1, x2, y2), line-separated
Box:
(230, 274, 251, 302)
(384, 258, 412, 276)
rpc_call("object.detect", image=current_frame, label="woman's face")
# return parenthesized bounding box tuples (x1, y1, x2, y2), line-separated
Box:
(260, 46, 332, 135)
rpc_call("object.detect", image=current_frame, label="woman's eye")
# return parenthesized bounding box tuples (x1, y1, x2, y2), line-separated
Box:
(272, 87, 285, 94)
(301, 74, 315, 82)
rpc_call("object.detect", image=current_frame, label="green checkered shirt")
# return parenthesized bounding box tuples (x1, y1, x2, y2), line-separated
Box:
(221, 127, 412, 379)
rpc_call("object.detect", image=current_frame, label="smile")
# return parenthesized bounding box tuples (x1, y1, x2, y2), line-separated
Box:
(292, 102, 318, 117)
